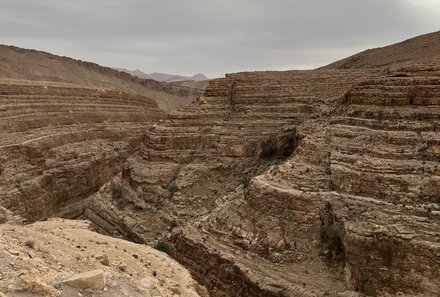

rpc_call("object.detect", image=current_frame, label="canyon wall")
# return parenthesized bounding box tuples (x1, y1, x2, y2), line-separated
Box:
(0, 82, 164, 222)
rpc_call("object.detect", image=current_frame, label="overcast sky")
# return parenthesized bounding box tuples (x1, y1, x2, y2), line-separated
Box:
(0, 0, 439, 77)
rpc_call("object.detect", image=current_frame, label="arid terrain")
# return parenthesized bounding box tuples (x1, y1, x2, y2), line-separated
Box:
(0, 31, 439, 297)
(0, 45, 203, 111)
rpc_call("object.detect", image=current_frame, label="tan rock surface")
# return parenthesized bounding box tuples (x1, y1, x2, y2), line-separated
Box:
(85, 32, 440, 297)
(0, 82, 165, 223)
(0, 218, 207, 297)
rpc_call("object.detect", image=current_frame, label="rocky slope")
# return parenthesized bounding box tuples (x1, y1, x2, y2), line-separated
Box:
(84, 32, 440, 297)
(0, 81, 165, 223)
(0, 218, 207, 297)
(168, 68, 440, 297)
(322, 30, 440, 70)
(0, 45, 203, 110)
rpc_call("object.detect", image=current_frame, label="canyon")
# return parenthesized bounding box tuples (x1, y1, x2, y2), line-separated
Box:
(1, 31, 440, 297)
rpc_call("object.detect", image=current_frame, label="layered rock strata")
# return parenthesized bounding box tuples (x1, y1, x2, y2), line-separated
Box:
(0, 82, 164, 222)
(169, 69, 440, 296)
(84, 69, 374, 296)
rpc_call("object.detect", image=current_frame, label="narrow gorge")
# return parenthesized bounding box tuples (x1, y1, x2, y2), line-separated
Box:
(1, 31, 440, 297)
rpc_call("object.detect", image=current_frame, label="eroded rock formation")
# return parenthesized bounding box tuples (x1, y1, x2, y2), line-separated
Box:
(85, 49, 440, 296)
(0, 81, 164, 222)
(2, 32, 440, 297)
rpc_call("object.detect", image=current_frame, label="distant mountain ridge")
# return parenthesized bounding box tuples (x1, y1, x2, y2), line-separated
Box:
(115, 68, 209, 83)
(0, 44, 204, 111)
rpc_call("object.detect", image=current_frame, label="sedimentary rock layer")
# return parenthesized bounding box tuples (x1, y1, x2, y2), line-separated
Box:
(170, 69, 440, 297)
(0, 82, 164, 222)
(84, 69, 373, 296)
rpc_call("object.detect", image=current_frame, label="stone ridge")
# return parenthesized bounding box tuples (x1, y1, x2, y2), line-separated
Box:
(0, 44, 198, 96)
(0, 82, 165, 222)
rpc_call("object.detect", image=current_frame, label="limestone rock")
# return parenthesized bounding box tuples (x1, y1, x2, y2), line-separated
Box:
(0, 82, 165, 223)
(62, 269, 106, 289)
(0, 219, 206, 297)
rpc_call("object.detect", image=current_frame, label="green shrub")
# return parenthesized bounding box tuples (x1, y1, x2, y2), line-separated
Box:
(166, 182, 179, 193)
(259, 139, 277, 158)
(154, 239, 170, 254)
(25, 240, 35, 249)
(322, 225, 343, 254)
(241, 176, 251, 188)
(111, 184, 123, 200)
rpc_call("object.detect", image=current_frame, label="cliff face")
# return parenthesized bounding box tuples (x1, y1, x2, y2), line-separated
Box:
(324, 73, 440, 295)
(83, 69, 378, 295)
(0, 82, 165, 222)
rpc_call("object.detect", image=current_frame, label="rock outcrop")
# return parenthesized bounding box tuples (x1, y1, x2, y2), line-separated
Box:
(0, 218, 208, 297)
(0, 81, 164, 222)
(168, 68, 440, 297)
(83, 69, 371, 244)
(85, 43, 440, 296)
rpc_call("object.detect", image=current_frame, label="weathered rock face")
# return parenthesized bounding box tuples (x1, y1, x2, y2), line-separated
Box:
(83, 69, 370, 245)
(0, 82, 165, 222)
(82, 69, 384, 297)
(323, 72, 440, 296)
(0, 218, 207, 297)
(167, 68, 440, 297)
(85, 66, 440, 296)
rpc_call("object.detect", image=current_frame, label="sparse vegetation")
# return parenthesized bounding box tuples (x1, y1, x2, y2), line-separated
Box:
(111, 184, 123, 200)
(259, 139, 278, 158)
(154, 239, 170, 254)
(241, 176, 251, 188)
(326, 227, 342, 252)
(322, 225, 343, 255)
(24, 240, 35, 249)
(166, 181, 179, 193)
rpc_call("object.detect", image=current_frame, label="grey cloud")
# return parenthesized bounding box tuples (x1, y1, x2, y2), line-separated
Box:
(0, 0, 439, 77)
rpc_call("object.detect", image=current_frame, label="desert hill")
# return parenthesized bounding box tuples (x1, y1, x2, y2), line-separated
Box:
(1, 31, 440, 297)
(322, 30, 440, 70)
(115, 68, 209, 83)
(0, 45, 203, 111)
